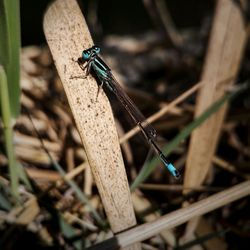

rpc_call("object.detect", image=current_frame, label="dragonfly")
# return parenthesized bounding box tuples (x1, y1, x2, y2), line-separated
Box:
(76, 45, 180, 178)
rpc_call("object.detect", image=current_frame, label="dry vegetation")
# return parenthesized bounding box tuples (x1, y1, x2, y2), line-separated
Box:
(0, 0, 250, 249)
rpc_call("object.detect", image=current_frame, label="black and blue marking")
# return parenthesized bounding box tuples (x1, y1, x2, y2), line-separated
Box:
(77, 45, 180, 178)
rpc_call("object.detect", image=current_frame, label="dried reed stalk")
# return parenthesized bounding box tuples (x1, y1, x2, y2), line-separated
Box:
(43, 1, 139, 246)
(184, 0, 248, 189)
(182, 0, 248, 242)
(88, 180, 250, 249)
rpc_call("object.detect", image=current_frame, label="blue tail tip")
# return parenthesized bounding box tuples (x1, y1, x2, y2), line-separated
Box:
(167, 163, 181, 179)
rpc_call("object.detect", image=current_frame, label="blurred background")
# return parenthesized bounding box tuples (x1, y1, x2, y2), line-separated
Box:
(0, 0, 249, 249)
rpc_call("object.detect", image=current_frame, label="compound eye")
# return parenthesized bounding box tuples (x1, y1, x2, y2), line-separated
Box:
(93, 46, 101, 54)
(82, 50, 90, 60)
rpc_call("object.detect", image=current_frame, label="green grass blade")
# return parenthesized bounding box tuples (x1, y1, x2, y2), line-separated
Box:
(0, 192, 12, 211)
(0, 0, 21, 118)
(0, 66, 19, 198)
(59, 215, 82, 250)
(26, 112, 106, 227)
(51, 157, 106, 228)
(130, 83, 249, 191)
(0, 177, 13, 211)
(17, 162, 32, 190)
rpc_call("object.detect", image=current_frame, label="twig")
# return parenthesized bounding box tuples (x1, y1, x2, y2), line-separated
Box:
(43, 0, 138, 236)
(120, 81, 202, 144)
(88, 180, 250, 249)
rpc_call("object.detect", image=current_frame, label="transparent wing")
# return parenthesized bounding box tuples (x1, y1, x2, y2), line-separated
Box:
(105, 72, 157, 140)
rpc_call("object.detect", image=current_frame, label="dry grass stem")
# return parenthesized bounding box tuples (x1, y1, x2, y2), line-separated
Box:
(90, 180, 250, 249)
(120, 81, 202, 144)
(184, 0, 248, 189)
(43, 0, 138, 239)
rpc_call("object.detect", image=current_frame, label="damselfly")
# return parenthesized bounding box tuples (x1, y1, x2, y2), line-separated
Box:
(76, 45, 180, 178)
